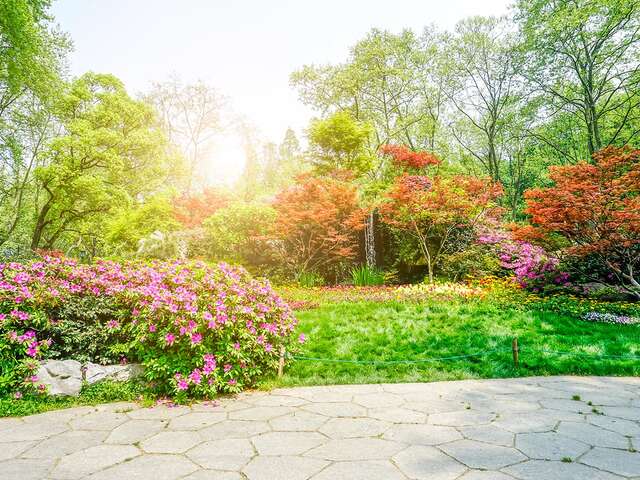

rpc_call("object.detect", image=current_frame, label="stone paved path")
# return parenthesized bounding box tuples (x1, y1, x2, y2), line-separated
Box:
(1, 376, 640, 480)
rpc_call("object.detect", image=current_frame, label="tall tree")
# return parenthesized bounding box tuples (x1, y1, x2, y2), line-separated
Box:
(517, 0, 640, 158)
(446, 16, 521, 184)
(31, 73, 174, 253)
(144, 77, 227, 190)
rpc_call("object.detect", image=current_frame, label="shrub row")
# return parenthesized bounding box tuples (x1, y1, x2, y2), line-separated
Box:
(0, 256, 301, 398)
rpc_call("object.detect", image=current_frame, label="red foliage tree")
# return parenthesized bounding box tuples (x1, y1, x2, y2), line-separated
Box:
(523, 146, 640, 298)
(272, 175, 363, 280)
(380, 173, 503, 283)
(173, 188, 230, 228)
(380, 144, 441, 170)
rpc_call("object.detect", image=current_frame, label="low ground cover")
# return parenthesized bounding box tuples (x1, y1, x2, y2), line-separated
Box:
(273, 295, 640, 388)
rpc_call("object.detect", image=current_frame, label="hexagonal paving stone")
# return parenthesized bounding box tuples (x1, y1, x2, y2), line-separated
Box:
(599, 406, 640, 421)
(0, 420, 68, 441)
(405, 399, 465, 414)
(269, 411, 328, 431)
(459, 425, 514, 447)
(383, 424, 461, 445)
(199, 420, 270, 440)
(104, 419, 166, 444)
(228, 406, 293, 421)
(557, 421, 629, 449)
(86, 454, 199, 480)
(491, 412, 561, 433)
(459, 472, 514, 480)
(588, 414, 640, 436)
(168, 412, 227, 430)
(242, 456, 328, 480)
(21, 406, 94, 424)
(352, 392, 404, 408)
(319, 417, 389, 438)
(187, 438, 254, 470)
(311, 460, 405, 480)
(0, 441, 35, 461)
(503, 459, 623, 480)
(305, 438, 405, 461)
(22, 430, 107, 458)
(182, 472, 243, 480)
(515, 431, 590, 460)
(69, 411, 129, 431)
(368, 407, 426, 424)
(301, 402, 367, 418)
(428, 410, 495, 427)
(541, 398, 592, 413)
(50, 444, 140, 479)
(252, 431, 325, 455)
(440, 439, 526, 470)
(580, 447, 640, 477)
(140, 430, 202, 453)
(0, 458, 55, 480)
(249, 394, 307, 407)
(126, 405, 191, 420)
(393, 445, 467, 480)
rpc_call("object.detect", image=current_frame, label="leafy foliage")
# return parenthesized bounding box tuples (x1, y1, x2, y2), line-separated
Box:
(272, 175, 363, 281)
(522, 147, 640, 298)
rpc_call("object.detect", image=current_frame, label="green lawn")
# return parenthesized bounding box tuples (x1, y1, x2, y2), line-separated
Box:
(271, 299, 640, 387)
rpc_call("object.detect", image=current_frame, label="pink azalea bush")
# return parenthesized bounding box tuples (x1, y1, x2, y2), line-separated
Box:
(0, 256, 300, 398)
(477, 230, 568, 290)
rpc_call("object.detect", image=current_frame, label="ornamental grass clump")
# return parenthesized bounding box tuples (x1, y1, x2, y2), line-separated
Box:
(0, 256, 300, 398)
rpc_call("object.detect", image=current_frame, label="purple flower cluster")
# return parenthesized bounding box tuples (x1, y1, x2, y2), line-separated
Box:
(0, 256, 302, 397)
(477, 231, 567, 289)
(582, 312, 640, 325)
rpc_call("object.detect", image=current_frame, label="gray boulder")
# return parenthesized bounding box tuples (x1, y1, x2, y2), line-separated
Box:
(37, 359, 83, 397)
(84, 362, 143, 385)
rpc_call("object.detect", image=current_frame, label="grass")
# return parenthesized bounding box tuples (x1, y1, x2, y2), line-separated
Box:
(268, 298, 640, 387)
(0, 381, 148, 417)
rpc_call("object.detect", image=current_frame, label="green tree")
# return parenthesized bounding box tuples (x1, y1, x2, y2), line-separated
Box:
(203, 202, 276, 268)
(517, 0, 640, 158)
(307, 111, 373, 174)
(31, 73, 176, 253)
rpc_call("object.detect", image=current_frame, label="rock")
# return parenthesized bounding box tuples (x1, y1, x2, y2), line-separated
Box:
(37, 360, 143, 397)
(37, 360, 83, 397)
(84, 363, 143, 385)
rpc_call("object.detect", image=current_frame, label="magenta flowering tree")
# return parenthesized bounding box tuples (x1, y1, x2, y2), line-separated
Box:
(0, 256, 303, 398)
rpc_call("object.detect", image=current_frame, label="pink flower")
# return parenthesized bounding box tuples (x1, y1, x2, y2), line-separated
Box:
(228, 378, 237, 386)
(106, 320, 120, 329)
(189, 369, 202, 385)
(298, 333, 306, 344)
(165, 333, 176, 345)
(233, 342, 240, 350)
(14, 391, 23, 399)
(191, 333, 202, 344)
(224, 363, 232, 373)
(148, 324, 157, 332)
(177, 379, 189, 391)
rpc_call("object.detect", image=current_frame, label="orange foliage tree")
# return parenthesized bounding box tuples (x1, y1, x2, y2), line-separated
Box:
(380, 173, 503, 283)
(271, 175, 363, 280)
(173, 188, 230, 228)
(379, 144, 441, 170)
(523, 146, 640, 299)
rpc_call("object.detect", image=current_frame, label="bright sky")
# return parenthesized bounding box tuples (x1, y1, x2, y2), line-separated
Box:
(52, 0, 511, 184)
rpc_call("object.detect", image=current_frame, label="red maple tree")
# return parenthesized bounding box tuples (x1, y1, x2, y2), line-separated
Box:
(380, 173, 503, 283)
(173, 188, 230, 228)
(271, 175, 363, 280)
(523, 146, 640, 298)
(379, 144, 441, 170)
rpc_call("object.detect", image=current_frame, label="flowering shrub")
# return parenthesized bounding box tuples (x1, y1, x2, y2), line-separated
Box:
(0, 257, 300, 398)
(477, 230, 567, 290)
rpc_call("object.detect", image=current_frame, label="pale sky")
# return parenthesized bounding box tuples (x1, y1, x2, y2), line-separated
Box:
(52, 0, 511, 184)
